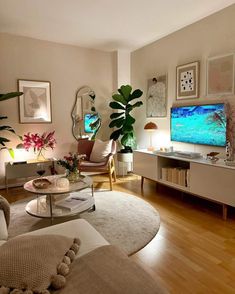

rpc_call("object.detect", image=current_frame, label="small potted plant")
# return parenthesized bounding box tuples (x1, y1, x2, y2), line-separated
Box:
(109, 85, 143, 153)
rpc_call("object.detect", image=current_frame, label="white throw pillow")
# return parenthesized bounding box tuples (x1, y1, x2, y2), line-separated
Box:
(90, 139, 113, 162)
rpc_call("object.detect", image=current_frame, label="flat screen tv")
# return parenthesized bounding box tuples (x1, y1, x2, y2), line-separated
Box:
(84, 113, 98, 133)
(171, 103, 227, 147)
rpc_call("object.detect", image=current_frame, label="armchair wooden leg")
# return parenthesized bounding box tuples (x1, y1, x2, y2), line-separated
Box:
(109, 168, 113, 191)
(112, 158, 117, 182)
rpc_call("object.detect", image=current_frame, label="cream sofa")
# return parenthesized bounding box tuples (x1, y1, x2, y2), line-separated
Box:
(0, 206, 166, 294)
(0, 208, 109, 258)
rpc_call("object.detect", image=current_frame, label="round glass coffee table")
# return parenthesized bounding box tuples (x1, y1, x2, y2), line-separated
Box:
(24, 175, 95, 224)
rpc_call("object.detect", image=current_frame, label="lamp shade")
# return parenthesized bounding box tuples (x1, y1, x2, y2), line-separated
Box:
(144, 122, 158, 131)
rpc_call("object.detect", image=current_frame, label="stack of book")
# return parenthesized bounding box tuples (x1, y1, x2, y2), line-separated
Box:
(161, 167, 190, 187)
(55, 192, 91, 211)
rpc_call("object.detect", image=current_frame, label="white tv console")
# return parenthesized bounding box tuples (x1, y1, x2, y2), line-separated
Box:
(133, 149, 235, 220)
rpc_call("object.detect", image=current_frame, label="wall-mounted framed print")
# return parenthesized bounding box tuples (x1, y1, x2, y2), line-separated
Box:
(176, 61, 200, 100)
(206, 53, 234, 96)
(18, 79, 52, 123)
(146, 75, 167, 117)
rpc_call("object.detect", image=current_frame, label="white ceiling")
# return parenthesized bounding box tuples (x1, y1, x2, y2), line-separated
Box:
(0, 0, 234, 52)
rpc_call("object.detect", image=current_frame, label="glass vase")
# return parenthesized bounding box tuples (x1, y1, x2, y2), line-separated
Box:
(66, 169, 80, 183)
(37, 149, 46, 161)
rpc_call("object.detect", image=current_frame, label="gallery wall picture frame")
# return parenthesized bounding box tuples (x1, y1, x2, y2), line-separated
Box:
(18, 79, 52, 123)
(206, 53, 234, 96)
(146, 75, 167, 118)
(176, 61, 200, 100)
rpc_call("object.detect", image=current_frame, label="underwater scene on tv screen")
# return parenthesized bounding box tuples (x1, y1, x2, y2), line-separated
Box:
(171, 104, 226, 147)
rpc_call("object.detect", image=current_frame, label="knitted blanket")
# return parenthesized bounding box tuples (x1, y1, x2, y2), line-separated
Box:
(54, 245, 167, 294)
(0, 196, 10, 227)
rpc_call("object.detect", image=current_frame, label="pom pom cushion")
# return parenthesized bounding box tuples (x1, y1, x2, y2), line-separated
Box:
(0, 235, 80, 294)
(89, 139, 113, 163)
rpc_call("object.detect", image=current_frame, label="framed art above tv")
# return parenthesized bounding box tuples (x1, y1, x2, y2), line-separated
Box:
(206, 53, 234, 96)
(176, 61, 200, 100)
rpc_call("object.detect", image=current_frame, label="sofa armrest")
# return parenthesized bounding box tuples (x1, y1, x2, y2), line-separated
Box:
(0, 210, 8, 240)
(22, 219, 109, 258)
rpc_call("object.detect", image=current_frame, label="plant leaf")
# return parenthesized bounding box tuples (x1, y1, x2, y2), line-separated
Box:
(112, 94, 127, 105)
(119, 85, 132, 101)
(110, 112, 124, 119)
(109, 117, 125, 128)
(8, 148, 15, 159)
(126, 114, 135, 125)
(129, 89, 143, 101)
(89, 94, 96, 100)
(109, 101, 125, 110)
(90, 118, 100, 130)
(131, 101, 143, 109)
(122, 125, 133, 134)
(0, 92, 23, 101)
(110, 128, 122, 141)
(0, 137, 10, 146)
(0, 126, 15, 133)
(121, 132, 135, 148)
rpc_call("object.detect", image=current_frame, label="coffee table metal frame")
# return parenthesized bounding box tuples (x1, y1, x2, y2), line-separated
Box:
(24, 175, 95, 224)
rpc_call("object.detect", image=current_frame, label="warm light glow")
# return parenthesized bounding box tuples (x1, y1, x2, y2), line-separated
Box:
(12, 148, 29, 162)
(144, 122, 158, 151)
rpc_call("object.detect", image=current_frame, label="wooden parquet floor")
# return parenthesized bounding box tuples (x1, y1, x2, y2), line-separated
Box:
(1, 174, 235, 294)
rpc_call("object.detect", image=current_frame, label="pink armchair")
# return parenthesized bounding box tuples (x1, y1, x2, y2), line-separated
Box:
(77, 139, 117, 190)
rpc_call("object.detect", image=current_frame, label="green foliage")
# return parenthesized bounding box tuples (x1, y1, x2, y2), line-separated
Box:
(109, 85, 143, 151)
(0, 91, 23, 157)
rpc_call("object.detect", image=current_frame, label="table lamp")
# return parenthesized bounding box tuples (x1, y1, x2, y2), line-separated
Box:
(144, 122, 158, 151)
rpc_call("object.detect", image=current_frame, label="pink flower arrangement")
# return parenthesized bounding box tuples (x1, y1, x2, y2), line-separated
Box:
(23, 131, 56, 152)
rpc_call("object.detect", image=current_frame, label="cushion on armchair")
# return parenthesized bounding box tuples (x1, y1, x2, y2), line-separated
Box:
(89, 139, 113, 163)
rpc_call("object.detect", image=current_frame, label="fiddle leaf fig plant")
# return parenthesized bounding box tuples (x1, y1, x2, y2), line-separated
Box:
(0, 91, 23, 156)
(109, 85, 143, 153)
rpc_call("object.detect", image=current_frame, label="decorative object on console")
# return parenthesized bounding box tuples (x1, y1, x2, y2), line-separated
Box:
(144, 122, 158, 151)
(57, 153, 84, 182)
(206, 152, 220, 164)
(0, 91, 23, 158)
(18, 79, 52, 123)
(176, 61, 200, 100)
(146, 75, 167, 118)
(207, 53, 234, 96)
(109, 84, 143, 153)
(71, 86, 101, 141)
(23, 131, 56, 161)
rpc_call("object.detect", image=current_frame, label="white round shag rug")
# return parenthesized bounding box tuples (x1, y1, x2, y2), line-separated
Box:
(8, 190, 160, 255)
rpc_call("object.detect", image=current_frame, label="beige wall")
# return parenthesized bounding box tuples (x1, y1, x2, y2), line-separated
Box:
(0, 33, 116, 184)
(131, 4, 235, 155)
